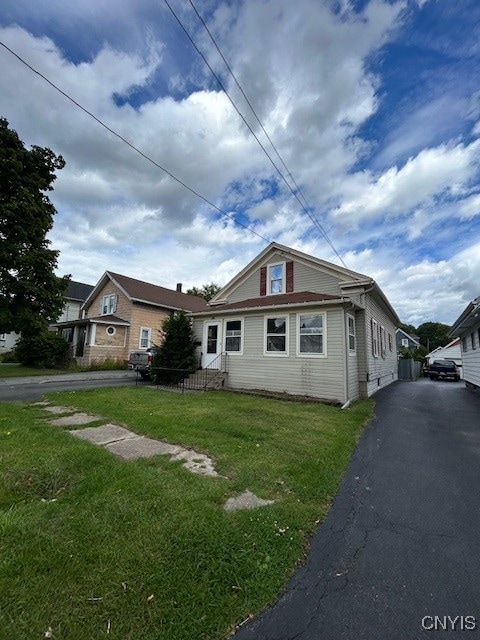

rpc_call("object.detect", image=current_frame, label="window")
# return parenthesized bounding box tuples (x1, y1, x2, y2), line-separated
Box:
(139, 327, 151, 349)
(106, 326, 116, 336)
(0, 333, 5, 341)
(401, 338, 409, 347)
(268, 263, 284, 295)
(462, 337, 468, 352)
(380, 326, 386, 358)
(225, 320, 242, 353)
(101, 294, 117, 315)
(471, 332, 476, 350)
(388, 333, 393, 351)
(265, 316, 288, 354)
(348, 315, 356, 353)
(371, 319, 379, 357)
(298, 313, 325, 356)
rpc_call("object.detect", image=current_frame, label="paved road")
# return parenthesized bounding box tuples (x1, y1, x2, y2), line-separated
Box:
(0, 371, 138, 401)
(234, 378, 480, 640)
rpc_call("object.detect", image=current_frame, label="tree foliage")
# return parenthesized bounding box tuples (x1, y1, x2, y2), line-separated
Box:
(15, 331, 69, 368)
(186, 283, 221, 302)
(152, 311, 197, 383)
(0, 117, 70, 336)
(417, 322, 451, 352)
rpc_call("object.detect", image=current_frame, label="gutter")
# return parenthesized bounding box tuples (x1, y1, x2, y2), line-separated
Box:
(191, 297, 356, 317)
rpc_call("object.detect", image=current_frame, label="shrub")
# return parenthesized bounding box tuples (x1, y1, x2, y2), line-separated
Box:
(0, 351, 19, 363)
(15, 331, 69, 368)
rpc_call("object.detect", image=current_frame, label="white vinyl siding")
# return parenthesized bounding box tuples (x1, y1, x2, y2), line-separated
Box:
(459, 319, 480, 389)
(364, 294, 398, 397)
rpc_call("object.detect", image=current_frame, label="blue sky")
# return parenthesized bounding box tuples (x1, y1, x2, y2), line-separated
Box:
(0, 0, 479, 325)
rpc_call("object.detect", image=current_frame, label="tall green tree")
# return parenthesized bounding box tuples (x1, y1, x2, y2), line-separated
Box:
(186, 282, 221, 302)
(417, 322, 451, 352)
(0, 117, 70, 336)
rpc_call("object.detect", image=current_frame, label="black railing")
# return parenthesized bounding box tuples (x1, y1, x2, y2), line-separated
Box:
(135, 352, 228, 393)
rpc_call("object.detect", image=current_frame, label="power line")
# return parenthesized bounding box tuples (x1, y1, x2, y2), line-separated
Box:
(184, 0, 347, 268)
(0, 40, 273, 246)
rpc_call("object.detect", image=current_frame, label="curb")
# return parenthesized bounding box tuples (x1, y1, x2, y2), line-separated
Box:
(0, 371, 136, 386)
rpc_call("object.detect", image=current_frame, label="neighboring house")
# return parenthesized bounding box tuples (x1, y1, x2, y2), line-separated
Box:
(53, 272, 208, 366)
(425, 338, 463, 377)
(449, 297, 480, 391)
(0, 280, 93, 355)
(0, 331, 20, 355)
(396, 328, 421, 350)
(55, 281, 95, 324)
(191, 242, 400, 404)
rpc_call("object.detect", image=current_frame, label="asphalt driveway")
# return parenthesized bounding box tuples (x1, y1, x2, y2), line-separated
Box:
(234, 378, 480, 639)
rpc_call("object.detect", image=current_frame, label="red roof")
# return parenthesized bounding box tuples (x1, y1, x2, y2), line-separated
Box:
(201, 291, 342, 313)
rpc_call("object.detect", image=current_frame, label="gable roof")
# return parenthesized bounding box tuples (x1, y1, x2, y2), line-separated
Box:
(66, 280, 94, 302)
(210, 242, 369, 305)
(208, 242, 400, 324)
(83, 272, 209, 313)
(395, 327, 421, 347)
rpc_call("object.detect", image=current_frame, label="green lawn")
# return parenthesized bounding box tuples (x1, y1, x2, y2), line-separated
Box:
(0, 387, 374, 639)
(0, 364, 68, 377)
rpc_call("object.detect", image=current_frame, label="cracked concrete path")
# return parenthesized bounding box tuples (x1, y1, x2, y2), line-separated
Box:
(233, 378, 480, 640)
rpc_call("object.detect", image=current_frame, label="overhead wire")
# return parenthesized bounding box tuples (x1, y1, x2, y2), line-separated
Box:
(183, 0, 348, 268)
(0, 40, 273, 245)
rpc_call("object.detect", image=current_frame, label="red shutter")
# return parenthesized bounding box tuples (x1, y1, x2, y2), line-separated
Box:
(260, 266, 267, 296)
(286, 261, 294, 292)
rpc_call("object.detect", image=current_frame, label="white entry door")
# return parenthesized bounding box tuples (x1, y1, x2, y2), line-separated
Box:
(203, 321, 222, 368)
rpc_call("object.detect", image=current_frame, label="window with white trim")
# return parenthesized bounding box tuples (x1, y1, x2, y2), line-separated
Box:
(462, 337, 467, 352)
(106, 326, 116, 336)
(471, 332, 476, 350)
(389, 334, 393, 351)
(101, 294, 117, 315)
(139, 327, 152, 349)
(348, 315, 356, 353)
(371, 319, 379, 357)
(225, 319, 242, 353)
(298, 313, 325, 355)
(0, 333, 5, 341)
(380, 326, 386, 358)
(265, 316, 288, 354)
(268, 263, 285, 295)
(401, 338, 409, 347)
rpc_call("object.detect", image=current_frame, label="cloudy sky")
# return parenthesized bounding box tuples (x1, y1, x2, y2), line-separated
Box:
(1, 0, 479, 326)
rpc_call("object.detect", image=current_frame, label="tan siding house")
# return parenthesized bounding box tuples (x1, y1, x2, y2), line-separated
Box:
(192, 243, 399, 404)
(54, 272, 208, 366)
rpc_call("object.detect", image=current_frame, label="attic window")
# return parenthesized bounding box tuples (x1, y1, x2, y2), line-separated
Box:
(101, 294, 117, 315)
(269, 263, 284, 294)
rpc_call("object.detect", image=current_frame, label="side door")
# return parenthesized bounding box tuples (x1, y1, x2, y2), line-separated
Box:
(203, 321, 222, 368)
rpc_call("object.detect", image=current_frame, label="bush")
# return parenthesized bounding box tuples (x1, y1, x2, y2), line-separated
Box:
(70, 358, 127, 372)
(0, 351, 19, 363)
(15, 331, 70, 368)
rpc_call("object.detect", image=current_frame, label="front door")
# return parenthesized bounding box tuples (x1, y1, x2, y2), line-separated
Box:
(203, 321, 222, 368)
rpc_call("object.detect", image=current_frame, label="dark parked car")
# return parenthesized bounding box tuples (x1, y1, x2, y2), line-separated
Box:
(428, 359, 460, 382)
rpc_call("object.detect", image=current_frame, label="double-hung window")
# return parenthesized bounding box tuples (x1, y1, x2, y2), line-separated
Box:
(298, 313, 325, 356)
(268, 263, 284, 294)
(225, 319, 242, 353)
(139, 327, 151, 349)
(372, 319, 379, 357)
(348, 315, 356, 353)
(101, 294, 117, 315)
(265, 316, 288, 354)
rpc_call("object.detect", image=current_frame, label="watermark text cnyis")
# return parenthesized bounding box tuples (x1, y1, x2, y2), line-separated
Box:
(421, 616, 477, 631)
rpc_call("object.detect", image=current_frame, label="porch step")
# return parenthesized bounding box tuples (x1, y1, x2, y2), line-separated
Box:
(184, 368, 228, 390)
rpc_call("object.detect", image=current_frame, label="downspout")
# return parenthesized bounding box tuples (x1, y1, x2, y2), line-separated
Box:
(343, 307, 349, 407)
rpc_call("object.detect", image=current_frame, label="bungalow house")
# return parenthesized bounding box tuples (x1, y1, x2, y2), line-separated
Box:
(1, 280, 94, 355)
(449, 296, 480, 392)
(53, 272, 208, 366)
(191, 243, 400, 404)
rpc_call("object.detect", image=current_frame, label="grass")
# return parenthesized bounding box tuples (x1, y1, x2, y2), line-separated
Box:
(0, 359, 127, 378)
(0, 387, 374, 639)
